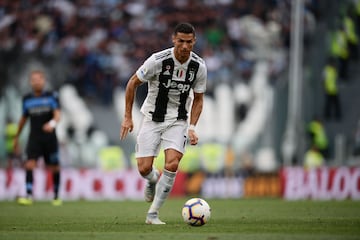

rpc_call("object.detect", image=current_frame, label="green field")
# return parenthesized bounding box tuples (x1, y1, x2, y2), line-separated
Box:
(0, 198, 360, 240)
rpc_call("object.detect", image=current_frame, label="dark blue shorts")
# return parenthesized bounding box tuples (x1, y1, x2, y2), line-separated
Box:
(26, 134, 59, 165)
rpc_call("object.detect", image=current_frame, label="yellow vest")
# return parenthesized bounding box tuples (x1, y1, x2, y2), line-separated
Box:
(308, 121, 328, 150)
(304, 149, 324, 169)
(324, 65, 338, 95)
(200, 143, 225, 174)
(344, 16, 358, 44)
(98, 146, 126, 170)
(179, 145, 201, 173)
(5, 123, 17, 153)
(331, 30, 349, 59)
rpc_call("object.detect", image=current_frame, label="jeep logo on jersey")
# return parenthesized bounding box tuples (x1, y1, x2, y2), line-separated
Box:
(163, 79, 191, 93)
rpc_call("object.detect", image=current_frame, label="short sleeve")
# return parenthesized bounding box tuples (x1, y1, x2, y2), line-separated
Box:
(192, 63, 207, 93)
(52, 91, 60, 109)
(136, 54, 157, 82)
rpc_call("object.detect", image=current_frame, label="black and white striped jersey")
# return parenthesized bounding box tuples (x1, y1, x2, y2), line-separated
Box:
(136, 47, 207, 122)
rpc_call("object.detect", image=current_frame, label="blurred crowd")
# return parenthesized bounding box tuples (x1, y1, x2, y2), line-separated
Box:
(0, 0, 325, 169)
(305, 0, 360, 168)
(0, 0, 319, 105)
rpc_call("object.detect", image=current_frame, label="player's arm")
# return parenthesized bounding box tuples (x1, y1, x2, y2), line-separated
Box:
(43, 108, 61, 133)
(13, 116, 27, 153)
(120, 74, 144, 140)
(188, 92, 204, 145)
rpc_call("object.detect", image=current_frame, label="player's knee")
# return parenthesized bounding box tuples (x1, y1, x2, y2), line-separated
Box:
(25, 160, 36, 170)
(137, 159, 153, 176)
(164, 160, 179, 172)
(138, 166, 152, 176)
(49, 152, 60, 165)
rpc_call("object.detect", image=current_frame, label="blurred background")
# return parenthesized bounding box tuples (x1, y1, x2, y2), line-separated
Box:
(1, 0, 360, 200)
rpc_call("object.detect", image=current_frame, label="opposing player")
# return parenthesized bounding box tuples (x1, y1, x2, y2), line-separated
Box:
(120, 22, 207, 224)
(14, 70, 62, 206)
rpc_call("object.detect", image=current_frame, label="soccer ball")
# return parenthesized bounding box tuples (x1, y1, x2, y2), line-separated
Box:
(182, 198, 211, 226)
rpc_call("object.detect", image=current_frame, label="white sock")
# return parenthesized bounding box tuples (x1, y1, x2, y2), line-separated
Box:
(148, 169, 176, 213)
(144, 167, 159, 183)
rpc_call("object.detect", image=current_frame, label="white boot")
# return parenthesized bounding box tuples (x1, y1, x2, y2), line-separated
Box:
(145, 212, 166, 225)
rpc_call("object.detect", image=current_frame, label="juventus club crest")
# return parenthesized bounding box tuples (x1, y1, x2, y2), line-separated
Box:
(188, 69, 195, 82)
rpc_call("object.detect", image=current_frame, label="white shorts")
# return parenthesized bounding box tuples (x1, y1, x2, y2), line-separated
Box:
(135, 117, 187, 158)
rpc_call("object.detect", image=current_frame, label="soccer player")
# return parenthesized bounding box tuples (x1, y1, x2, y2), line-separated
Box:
(14, 70, 62, 206)
(120, 22, 207, 224)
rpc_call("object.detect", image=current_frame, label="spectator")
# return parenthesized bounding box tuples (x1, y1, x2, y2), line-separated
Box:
(4, 119, 19, 168)
(304, 145, 324, 169)
(330, 23, 349, 81)
(323, 58, 341, 121)
(343, 7, 359, 60)
(307, 117, 329, 159)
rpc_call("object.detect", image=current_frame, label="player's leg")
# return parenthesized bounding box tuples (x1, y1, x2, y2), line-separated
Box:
(137, 156, 158, 202)
(148, 150, 182, 209)
(44, 139, 61, 205)
(146, 120, 186, 224)
(135, 118, 162, 203)
(18, 138, 41, 205)
(17, 159, 37, 205)
(146, 149, 182, 224)
(48, 164, 61, 206)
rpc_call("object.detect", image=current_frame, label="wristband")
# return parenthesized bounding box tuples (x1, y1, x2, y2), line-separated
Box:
(188, 124, 196, 131)
(49, 119, 57, 128)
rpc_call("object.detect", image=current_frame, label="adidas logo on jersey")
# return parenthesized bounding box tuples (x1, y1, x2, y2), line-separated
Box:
(162, 79, 191, 93)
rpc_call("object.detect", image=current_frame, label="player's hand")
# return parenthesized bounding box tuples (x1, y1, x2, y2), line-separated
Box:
(188, 129, 199, 145)
(43, 122, 55, 133)
(120, 117, 134, 140)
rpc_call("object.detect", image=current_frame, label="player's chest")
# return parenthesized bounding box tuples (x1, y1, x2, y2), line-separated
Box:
(172, 66, 187, 81)
(25, 97, 54, 115)
(159, 64, 196, 83)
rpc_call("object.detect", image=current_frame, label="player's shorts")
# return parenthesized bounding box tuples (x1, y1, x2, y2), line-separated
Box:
(135, 117, 187, 158)
(26, 134, 60, 166)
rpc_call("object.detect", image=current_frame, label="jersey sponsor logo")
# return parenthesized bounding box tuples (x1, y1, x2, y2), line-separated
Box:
(162, 79, 191, 93)
(163, 65, 171, 75)
(28, 106, 52, 115)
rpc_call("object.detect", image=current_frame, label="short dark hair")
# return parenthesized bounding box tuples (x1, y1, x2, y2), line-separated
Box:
(173, 22, 195, 36)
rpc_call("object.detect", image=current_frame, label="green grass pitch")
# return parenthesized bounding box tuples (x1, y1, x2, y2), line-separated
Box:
(1, 198, 360, 240)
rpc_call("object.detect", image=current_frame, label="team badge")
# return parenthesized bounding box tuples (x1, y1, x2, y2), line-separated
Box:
(188, 70, 195, 81)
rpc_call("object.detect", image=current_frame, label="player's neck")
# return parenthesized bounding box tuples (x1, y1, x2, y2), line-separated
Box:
(175, 55, 189, 64)
(33, 90, 43, 96)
